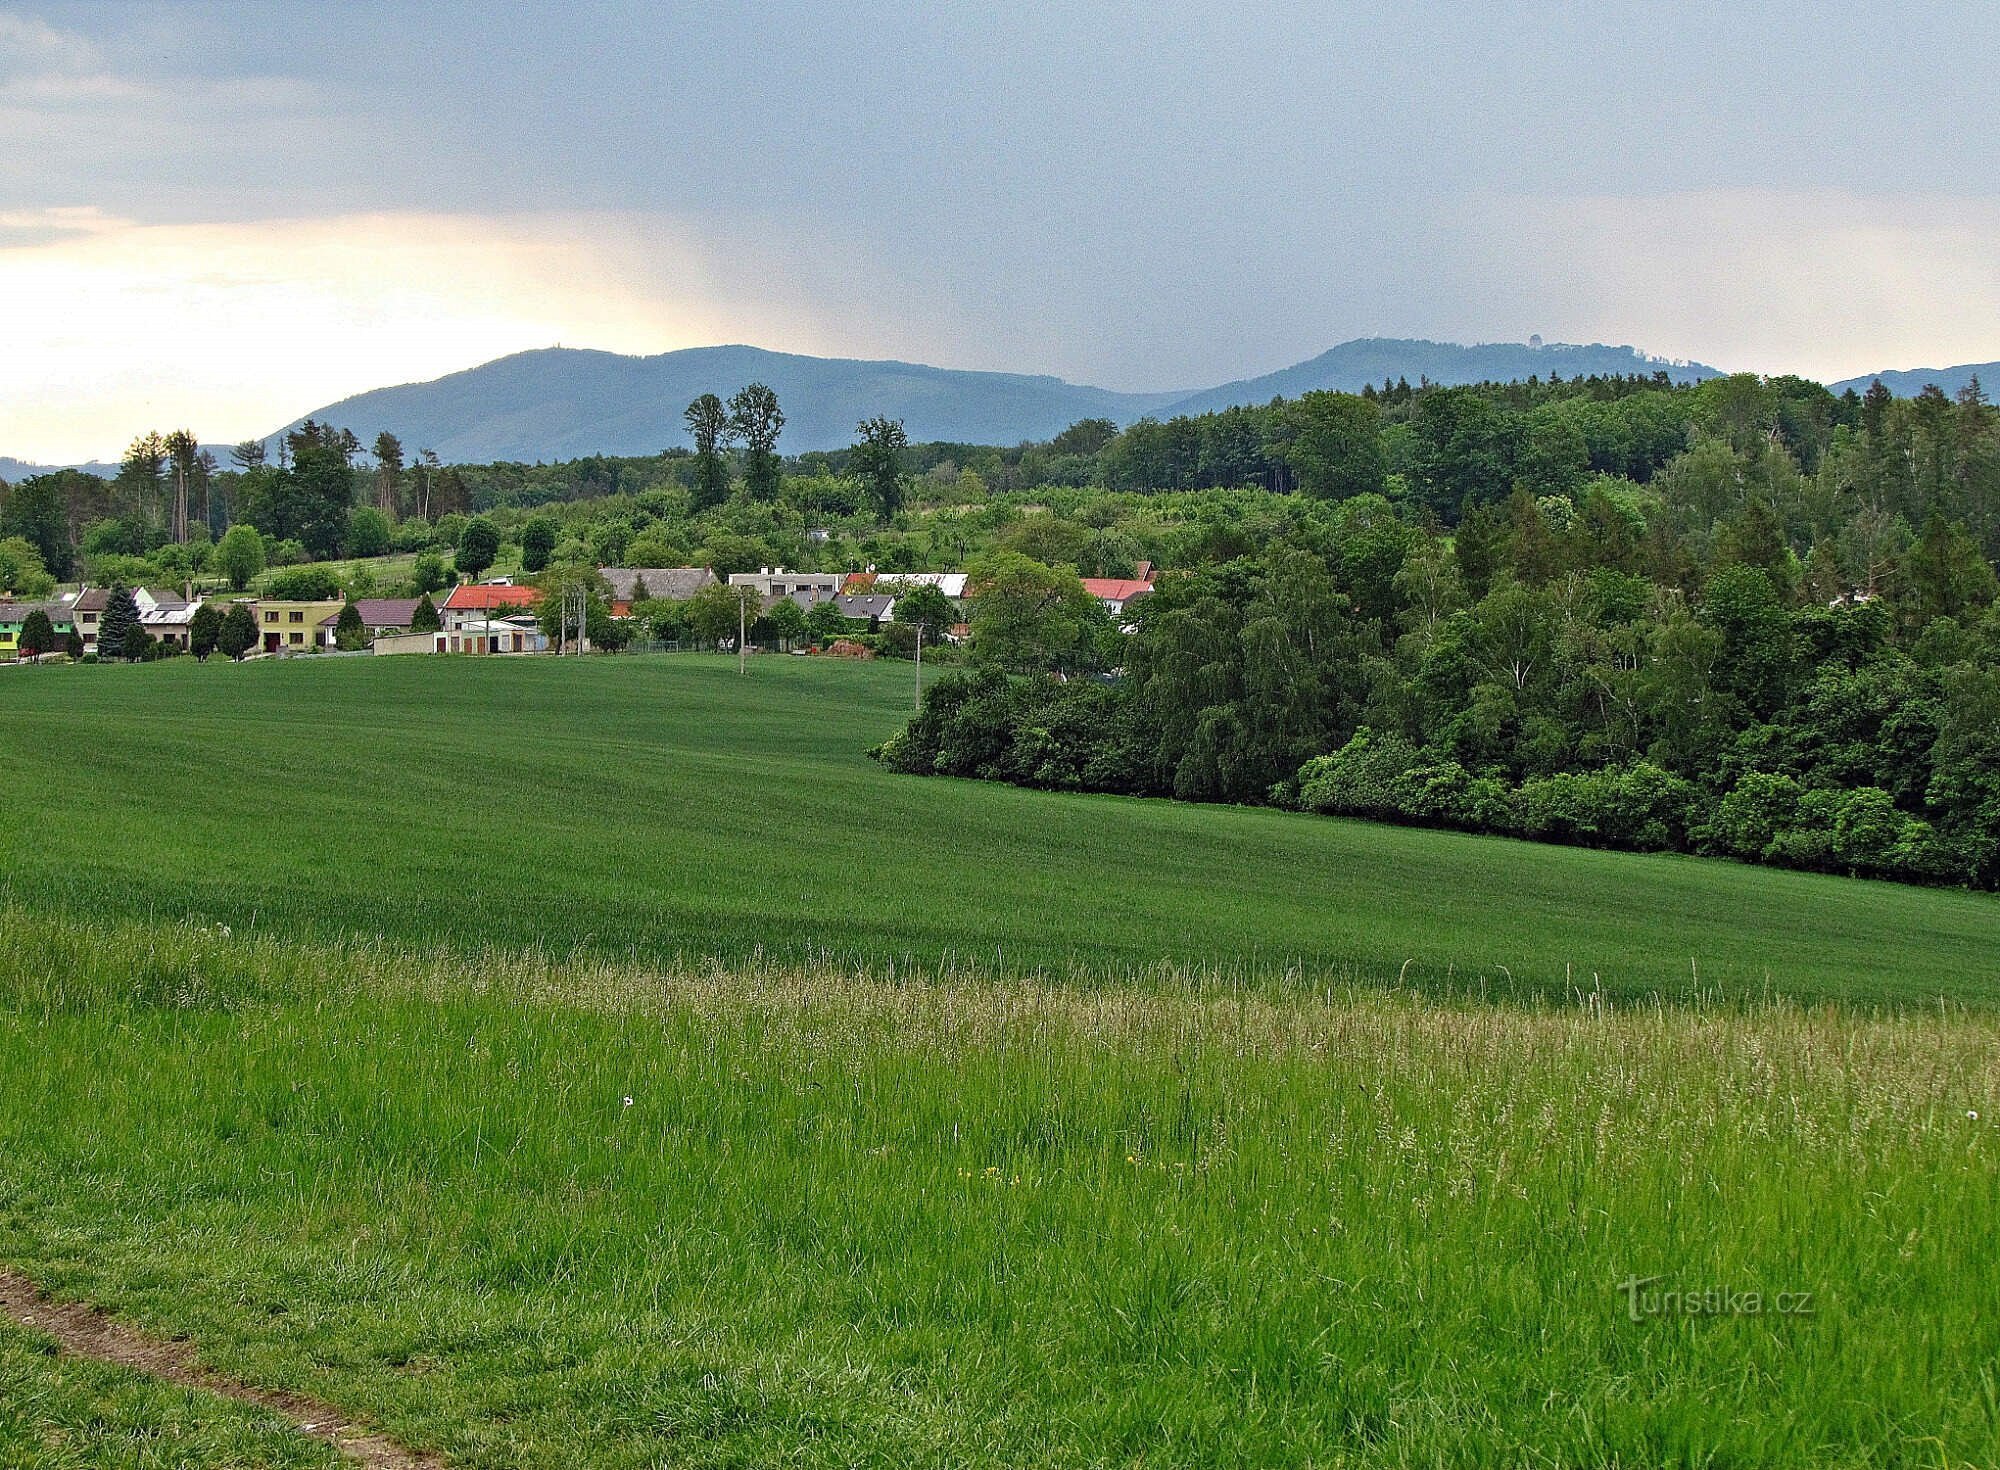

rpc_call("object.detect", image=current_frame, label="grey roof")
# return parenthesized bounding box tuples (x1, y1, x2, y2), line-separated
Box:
(601, 567, 717, 602)
(836, 594, 896, 621)
(317, 598, 423, 627)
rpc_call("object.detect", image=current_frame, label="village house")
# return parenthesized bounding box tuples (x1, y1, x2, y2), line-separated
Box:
(257, 598, 345, 653)
(140, 599, 200, 650)
(316, 597, 425, 647)
(0, 601, 76, 658)
(441, 583, 542, 631)
(65, 588, 108, 652)
(375, 617, 549, 656)
(599, 567, 717, 616)
(728, 567, 840, 603)
(1081, 563, 1156, 616)
(848, 570, 970, 599)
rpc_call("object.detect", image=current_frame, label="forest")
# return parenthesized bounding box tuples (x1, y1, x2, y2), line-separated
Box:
(6, 369, 2000, 889)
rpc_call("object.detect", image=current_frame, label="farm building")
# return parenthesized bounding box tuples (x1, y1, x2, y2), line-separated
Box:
(375, 618, 549, 656)
(600, 567, 717, 616)
(441, 583, 542, 631)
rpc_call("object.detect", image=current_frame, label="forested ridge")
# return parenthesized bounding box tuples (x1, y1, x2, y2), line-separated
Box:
(879, 372, 2000, 890)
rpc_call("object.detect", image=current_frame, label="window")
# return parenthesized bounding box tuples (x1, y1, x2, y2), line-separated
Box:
(289, 610, 304, 623)
(265, 611, 278, 623)
(288, 631, 302, 644)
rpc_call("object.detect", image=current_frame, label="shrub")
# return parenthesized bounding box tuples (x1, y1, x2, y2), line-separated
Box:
(264, 566, 341, 601)
(1297, 730, 1425, 821)
(346, 507, 393, 558)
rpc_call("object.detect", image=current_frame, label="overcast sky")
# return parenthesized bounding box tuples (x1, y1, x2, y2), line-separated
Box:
(5, 0, 1999, 461)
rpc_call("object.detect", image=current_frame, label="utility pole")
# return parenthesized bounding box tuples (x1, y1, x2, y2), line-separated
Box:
(738, 589, 747, 675)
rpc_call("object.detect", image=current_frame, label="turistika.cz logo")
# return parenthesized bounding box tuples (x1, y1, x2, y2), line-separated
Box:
(1616, 1275, 1816, 1322)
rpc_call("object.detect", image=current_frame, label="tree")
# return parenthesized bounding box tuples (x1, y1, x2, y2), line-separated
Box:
(411, 592, 441, 632)
(17, 608, 55, 659)
(763, 596, 809, 650)
(410, 552, 450, 595)
(229, 440, 266, 471)
(1271, 392, 1384, 501)
(0, 536, 54, 598)
(456, 516, 500, 580)
(800, 598, 846, 645)
(219, 601, 257, 660)
(121, 621, 155, 662)
(967, 553, 1104, 673)
(521, 517, 557, 573)
(727, 383, 784, 501)
(117, 432, 166, 527)
(346, 506, 392, 558)
(685, 580, 757, 648)
(163, 429, 199, 543)
(0, 474, 74, 578)
(896, 583, 956, 644)
(280, 421, 356, 559)
(372, 432, 404, 518)
(685, 394, 732, 511)
(189, 602, 221, 660)
(215, 524, 266, 590)
(852, 416, 910, 516)
(99, 586, 141, 659)
(333, 599, 367, 650)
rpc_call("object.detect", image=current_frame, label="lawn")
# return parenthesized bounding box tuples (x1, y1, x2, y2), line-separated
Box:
(1, 654, 1996, 1004)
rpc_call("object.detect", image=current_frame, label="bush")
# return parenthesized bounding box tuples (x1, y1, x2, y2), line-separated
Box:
(264, 566, 341, 600)
(347, 507, 393, 558)
(410, 553, 451, 595)
(1704, 772, 1804, 861)
(1297, 730, 1425, 821)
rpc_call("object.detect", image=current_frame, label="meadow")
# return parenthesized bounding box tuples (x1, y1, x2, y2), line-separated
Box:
(1, 910, 1997, 1467)
(1, 655, 1997, 1005)
(2, 656, 1998, 1466)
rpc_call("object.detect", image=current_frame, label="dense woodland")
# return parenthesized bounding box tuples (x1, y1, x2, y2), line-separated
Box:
(7, 369, 2000, 888)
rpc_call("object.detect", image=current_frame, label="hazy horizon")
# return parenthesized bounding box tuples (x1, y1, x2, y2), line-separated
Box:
(6, 1, 2000, 461)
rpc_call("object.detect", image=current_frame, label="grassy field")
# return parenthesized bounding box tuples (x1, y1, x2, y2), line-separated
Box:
(1, 654, 1997, 1005)
(0, 913, 1994, 1466)
(2, 657, 1997, 1466)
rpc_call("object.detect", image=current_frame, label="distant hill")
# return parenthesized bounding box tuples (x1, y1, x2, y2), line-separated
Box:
(272, 345, 1188, 462)
(1830, 362, 2000, 399)
(1157, 338, 1722, 419)
(0, 456, 119, 482)
(6, 337, 1734, 473)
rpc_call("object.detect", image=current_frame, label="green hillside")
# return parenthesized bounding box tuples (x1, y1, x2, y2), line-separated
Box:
(2, 656, 1994, 1004)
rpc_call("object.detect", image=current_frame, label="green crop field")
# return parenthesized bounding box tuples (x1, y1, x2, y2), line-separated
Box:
(2, 657, 1997, 1466)
(2, 655, 1997, 1004)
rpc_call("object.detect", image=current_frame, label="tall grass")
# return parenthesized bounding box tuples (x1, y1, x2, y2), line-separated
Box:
(2, 910, 1995, 1466)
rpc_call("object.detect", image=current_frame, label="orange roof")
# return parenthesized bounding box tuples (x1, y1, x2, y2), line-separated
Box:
(441, 584, 542, 610)
(1080, 577, 1155, 603)
(842, 572, 877, 593)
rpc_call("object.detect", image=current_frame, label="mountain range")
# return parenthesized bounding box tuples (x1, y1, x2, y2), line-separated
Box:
(258, 338, 1720, 462)
(5, 338, 1997, 475)
(1828, 362, 1999, 399)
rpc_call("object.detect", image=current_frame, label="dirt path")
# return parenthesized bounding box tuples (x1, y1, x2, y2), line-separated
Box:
(0, 1268, 442, 1469)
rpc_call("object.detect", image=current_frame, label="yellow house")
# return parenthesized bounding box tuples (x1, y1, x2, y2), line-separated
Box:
(256, 599, 343, 653)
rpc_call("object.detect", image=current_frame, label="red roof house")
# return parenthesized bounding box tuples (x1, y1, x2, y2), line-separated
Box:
(1080, 577, 1155, 614)
(441, 584, 542, 611)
